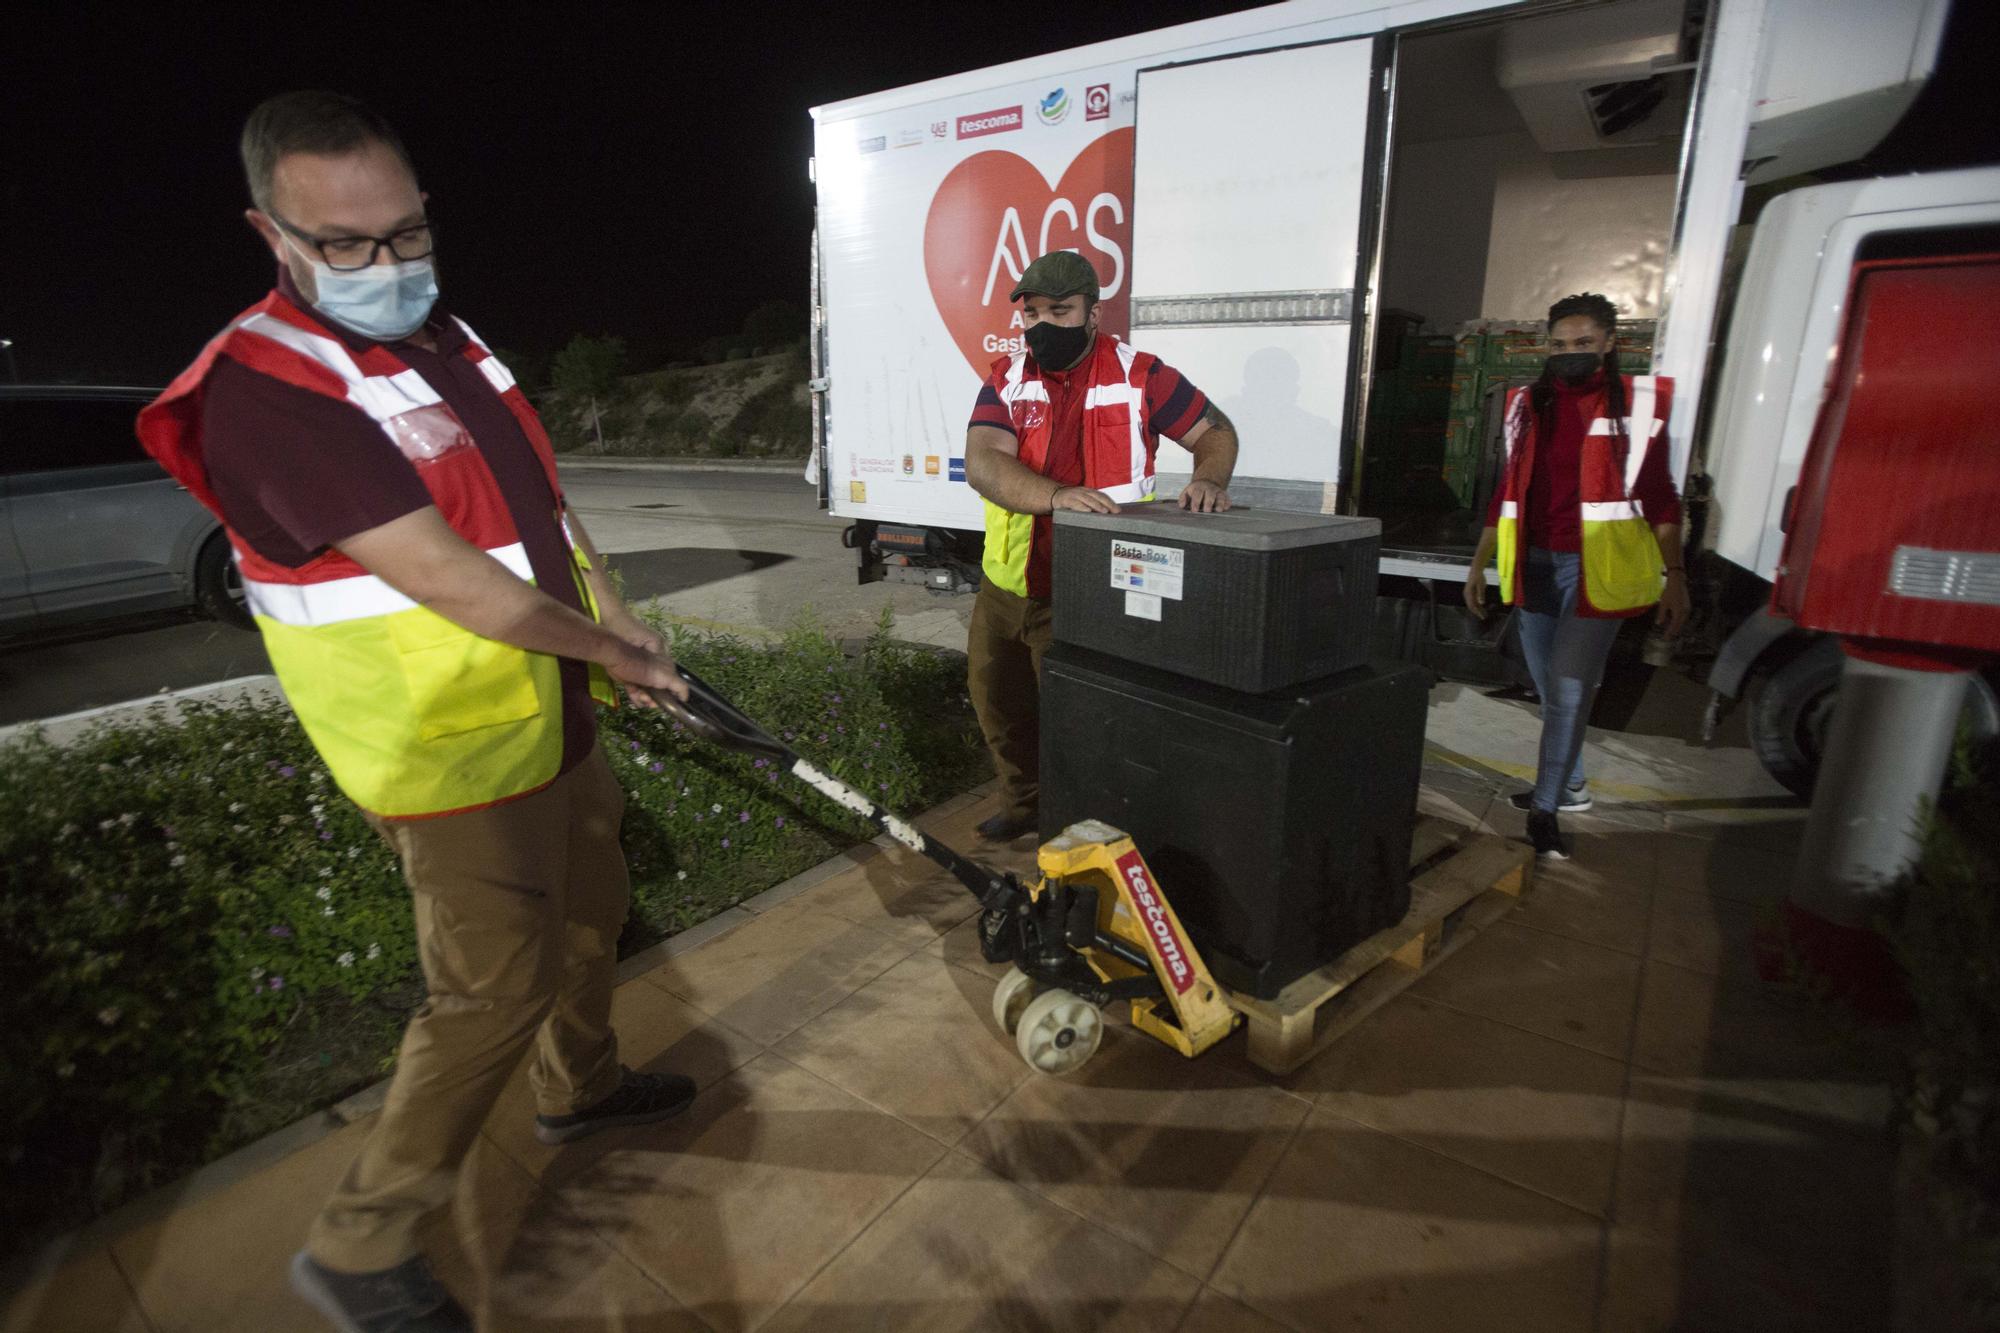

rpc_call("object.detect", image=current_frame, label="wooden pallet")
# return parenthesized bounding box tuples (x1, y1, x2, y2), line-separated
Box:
(1224, 817, 1534, 1075)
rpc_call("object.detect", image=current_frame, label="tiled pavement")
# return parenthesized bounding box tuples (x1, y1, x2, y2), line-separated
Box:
(4, 772, 1902, 1332)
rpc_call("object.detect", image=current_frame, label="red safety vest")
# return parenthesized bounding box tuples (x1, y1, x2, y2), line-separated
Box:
(1493, 373, 1673, 618)
(982, 334, 1159, 595)
(138, 291, 613, 818)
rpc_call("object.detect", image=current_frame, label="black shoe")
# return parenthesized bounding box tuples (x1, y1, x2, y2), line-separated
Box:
(976, 810, 1037, 842)
(1526, 809, 1571, 861)
(290, 1251, 471, 1333)
(534, 1068, 696, 1146)
(1509, 785, 1593, 814)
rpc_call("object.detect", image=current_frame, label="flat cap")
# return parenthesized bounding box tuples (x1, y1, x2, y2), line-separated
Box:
(1009, 250, 1100, 302)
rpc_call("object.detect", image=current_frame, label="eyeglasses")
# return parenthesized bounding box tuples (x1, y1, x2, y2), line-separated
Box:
(269, 210, 434, 272)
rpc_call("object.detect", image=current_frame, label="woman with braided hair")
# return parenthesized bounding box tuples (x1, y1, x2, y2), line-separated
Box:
(1463, 292, 1690, 861)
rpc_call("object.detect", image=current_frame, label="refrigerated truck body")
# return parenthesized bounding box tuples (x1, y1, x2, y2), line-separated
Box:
(807, 0, 1969, 787)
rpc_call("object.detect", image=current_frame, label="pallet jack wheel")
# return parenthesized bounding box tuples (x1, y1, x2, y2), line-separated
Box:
(992, 968, 1038, 1035)
(1014, 988, 1103, 1075)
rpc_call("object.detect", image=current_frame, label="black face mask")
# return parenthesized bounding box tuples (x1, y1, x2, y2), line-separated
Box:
(1546, 351, 1604, 383)
(1025, 319, 1092, 370)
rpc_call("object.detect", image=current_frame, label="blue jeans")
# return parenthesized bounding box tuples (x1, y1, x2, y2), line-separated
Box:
(1516, 549, 1621, 813)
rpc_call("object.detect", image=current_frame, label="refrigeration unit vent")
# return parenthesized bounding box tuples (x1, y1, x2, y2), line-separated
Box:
(1497, 0, 1687, 154)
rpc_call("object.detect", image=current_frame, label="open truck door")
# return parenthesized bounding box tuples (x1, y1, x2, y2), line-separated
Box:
(1128, 36, 1387, 517)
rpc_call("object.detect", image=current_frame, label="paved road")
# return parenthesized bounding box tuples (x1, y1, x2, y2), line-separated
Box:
(0, 464, 970, 726)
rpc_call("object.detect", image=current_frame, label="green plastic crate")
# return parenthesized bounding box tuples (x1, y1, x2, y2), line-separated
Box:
(1444, 413, 1482, 463)
(1483, 329, 1549, 369)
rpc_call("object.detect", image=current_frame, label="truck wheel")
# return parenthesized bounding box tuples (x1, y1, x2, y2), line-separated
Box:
(195, 532, 255, 631)
(1749, 638, 2000, 799)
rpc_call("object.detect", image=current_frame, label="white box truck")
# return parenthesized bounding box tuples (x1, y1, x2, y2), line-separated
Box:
(807, 0, 1988, 792)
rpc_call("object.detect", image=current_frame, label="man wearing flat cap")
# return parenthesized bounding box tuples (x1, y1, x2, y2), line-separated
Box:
(962, 251, 1239, 841)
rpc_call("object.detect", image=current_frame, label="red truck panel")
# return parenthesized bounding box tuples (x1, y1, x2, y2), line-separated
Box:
(1774, 252, 2000, 657)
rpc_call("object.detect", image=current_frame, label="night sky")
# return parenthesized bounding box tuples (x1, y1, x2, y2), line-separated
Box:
(5, 0, 1995, 388)
(3, 1, 1262, 386)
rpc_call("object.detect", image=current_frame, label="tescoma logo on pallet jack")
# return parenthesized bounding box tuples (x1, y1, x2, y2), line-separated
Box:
(1115, 849, 1195, 994)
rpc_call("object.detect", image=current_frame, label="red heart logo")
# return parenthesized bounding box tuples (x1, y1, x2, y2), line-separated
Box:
(924, 128, 1134, 376)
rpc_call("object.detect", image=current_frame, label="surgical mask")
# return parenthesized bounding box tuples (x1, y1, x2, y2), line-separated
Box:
(1025, 319, 1092, 371)
(284, 235, 438, 341)
(1546, 351, 1604, 383)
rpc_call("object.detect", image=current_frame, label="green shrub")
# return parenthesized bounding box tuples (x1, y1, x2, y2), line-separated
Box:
(721, 379, 810, 458)
(1890, 738, 2000, 1321)
(0, 623, 980, 1252)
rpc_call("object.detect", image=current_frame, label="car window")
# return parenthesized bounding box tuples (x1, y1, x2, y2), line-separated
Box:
(0, 398, 151, 475)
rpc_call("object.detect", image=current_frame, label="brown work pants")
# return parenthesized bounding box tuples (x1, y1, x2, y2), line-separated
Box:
(967, 580, 1055, 821)
(306, 747, 630, 1272)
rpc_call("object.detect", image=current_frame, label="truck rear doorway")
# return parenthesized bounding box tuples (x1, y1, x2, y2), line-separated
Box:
(1359, 0, 1701, 567)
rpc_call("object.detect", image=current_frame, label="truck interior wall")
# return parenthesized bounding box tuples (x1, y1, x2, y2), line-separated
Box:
(1377, 134, 1503, 330)
(1479, 132, 1679, 320)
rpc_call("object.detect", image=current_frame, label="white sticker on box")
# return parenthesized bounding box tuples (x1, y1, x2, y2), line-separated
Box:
(1109, 540, 1185, 600)
(1125, 590, 1162, 621)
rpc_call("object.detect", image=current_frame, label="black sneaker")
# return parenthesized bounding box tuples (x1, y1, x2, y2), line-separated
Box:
(289, 1251, 471, 1333)
(1526, 809, 1571, 861)
(976, 809, 1037, 842)
(534, 1068, 696, 1146)
(1509, 785, 1593, 814)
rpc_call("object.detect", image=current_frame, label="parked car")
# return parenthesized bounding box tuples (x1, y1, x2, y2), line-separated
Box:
(0, 385, 252, 634)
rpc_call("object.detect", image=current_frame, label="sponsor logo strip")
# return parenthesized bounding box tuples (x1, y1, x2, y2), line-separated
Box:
(957, 106, 1023, 139)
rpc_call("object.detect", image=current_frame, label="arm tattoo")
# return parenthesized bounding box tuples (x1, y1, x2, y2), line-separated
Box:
(1200, 403, 1234, 433)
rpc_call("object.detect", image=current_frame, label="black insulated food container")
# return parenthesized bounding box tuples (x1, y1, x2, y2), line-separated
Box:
(1051, 507, 1380, 694)
(1039, 642, 1429, 1000)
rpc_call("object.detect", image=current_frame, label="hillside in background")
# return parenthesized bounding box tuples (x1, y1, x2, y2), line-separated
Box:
(541, 346, 811, 459)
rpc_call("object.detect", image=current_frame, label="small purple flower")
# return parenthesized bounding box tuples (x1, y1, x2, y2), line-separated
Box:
(721, 838, 731, 848)
(775, 816, 785, 829)
(738, 811, 750, 823)
(879, 782, 888, 791)
(161, 824, 177, 838)
(782, 731, 795, 741)
(753, 759, 767, 769)
(268, 925, 292, 938)
(832, 694, 844, 704)
(836, 725, 845, 734)
(649, 761, 665, 774)
(629, 741, 640, 752)
(879, 723, 888, 731)
(266, 760, 280, 770)
(268, 976, 285, 991)
(319, 831, 333, 841)
(278, 765, 296, 779)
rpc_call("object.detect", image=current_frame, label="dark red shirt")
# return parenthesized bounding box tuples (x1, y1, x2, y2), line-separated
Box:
(1487, 372, 1682, 551)
(968, 343, 1209, 598)
(202, 268, 597, 778)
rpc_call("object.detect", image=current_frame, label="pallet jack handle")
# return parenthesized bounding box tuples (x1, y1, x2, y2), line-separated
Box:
(659, 667, 1026, 913)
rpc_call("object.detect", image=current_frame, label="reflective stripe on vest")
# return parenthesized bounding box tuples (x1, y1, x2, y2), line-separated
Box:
(243, 542, 532, 626)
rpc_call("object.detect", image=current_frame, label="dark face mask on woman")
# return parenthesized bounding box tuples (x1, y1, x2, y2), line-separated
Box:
(1025, 319, 1092, 370)
(1546, 351, 1604, 383)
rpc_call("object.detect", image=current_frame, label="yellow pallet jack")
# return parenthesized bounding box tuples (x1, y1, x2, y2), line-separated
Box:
(665, 670, 1240, 1075)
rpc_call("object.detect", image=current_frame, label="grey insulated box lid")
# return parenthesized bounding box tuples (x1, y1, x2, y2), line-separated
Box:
(1053, 505, 1381, 551)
